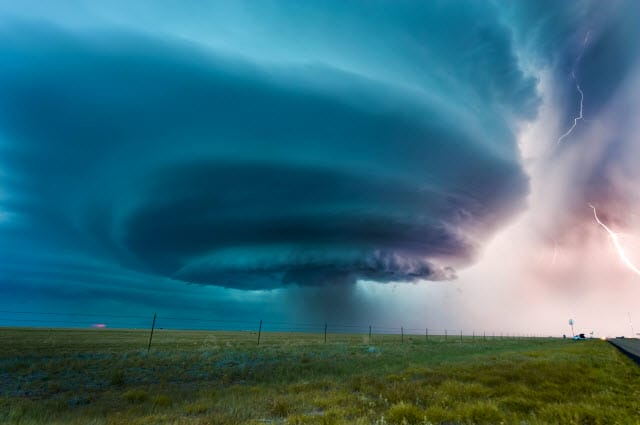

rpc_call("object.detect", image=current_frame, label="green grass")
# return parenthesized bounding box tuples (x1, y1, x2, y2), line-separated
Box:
(1, 328, 639, 424)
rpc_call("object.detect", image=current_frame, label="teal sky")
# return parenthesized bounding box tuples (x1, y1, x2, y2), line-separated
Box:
(1, 1, 640, 336)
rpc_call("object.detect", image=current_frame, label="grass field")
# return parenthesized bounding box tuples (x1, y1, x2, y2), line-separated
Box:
(1, 328, 639, 424)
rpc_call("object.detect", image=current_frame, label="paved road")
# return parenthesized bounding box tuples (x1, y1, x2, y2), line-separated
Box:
(609, 338, 640, 365)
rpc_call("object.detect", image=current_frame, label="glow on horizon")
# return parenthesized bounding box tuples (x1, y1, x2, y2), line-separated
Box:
(589, 203, 640, 277)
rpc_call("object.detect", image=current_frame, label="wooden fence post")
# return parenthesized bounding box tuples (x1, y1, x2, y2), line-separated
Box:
(257, 319, 263, 346)
(147, 312, 157, 353)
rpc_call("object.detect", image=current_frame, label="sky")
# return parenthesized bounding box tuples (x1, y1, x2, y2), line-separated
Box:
(1, 0, 640, 337)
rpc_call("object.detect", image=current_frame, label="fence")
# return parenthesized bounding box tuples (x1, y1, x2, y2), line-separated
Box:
(0, 309, 551, 352)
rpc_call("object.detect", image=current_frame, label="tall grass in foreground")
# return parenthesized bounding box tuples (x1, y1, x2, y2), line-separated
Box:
(1, 328, 639, 424)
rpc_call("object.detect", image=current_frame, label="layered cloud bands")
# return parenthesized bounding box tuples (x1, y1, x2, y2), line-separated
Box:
(0, 2, 538, 289)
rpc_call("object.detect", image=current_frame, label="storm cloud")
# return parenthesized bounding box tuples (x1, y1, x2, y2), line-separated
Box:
(0, 2, 538, 291)
(3, 1, 640, 334)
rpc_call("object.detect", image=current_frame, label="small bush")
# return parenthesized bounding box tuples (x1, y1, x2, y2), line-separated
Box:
(270, 397, 291, 417)
(47, 382, 61, 394)
(285, 414, 316, 425)
(153, 395, 172, 407)
(499, 396, 540, 413)
(457, 401, 504, 424)
(538, 403, 606, 425)
(67, 396, 91, 407)
(423, 405, 452, 423)
(386, 402, 424, 425)
(110, 370, 125, 387)
(184, 402, 208, 414)
(6, 361, 29, 373)
(123, 389, 148, 403)
(438, 380, 488, 401)
(221, 369, 243, 385)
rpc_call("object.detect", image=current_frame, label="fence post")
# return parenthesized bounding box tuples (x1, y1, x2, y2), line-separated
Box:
(460, 329, 463, 343)
(257, 319, 263, 346)
(369, 325, 372, 343)
(445, 329, 447, 341)
(472, 331, 475, 341)
(401, 326, 404, 343)
(425, 328, 428, 342)
(483, 331, 486, 341)
(324, 323, 327, 344)
(147, 312, 157, 353)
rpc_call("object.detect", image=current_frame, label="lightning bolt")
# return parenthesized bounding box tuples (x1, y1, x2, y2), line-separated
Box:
(557, 32, 590, 145)
(589, 203, 640, 277)
(556, 84, 584, 144)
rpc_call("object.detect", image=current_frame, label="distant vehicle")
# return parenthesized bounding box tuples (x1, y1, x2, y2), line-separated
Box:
(573, 333, 586, 340)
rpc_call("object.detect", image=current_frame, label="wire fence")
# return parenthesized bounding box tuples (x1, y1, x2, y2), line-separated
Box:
(0, 309, 552, 351)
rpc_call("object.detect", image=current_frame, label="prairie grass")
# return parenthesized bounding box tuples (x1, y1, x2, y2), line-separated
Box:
(1, 328, 639, 424)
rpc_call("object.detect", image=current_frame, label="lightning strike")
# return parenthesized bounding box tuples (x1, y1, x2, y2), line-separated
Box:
(557, 32, 590, 145)
(556, 84, 584, 144)
(589, 203, 640, 277)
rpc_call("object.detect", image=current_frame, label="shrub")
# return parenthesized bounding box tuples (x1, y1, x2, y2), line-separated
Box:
(123, 389, 148, 403)
(110, 370, 125, 387)
(153, 395, 172, 407)
(386, 402, 424, 425)
(184, 402, 209, 414)
(270, 397, 291, 417)
(499, 396, 540, 413)
(423, 405, 452, 424)
(47, 382, 61, 394)
(457, 401, 504, 424)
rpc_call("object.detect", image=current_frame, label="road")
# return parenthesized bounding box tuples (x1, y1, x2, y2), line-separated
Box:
(609, 338, 640, 365)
